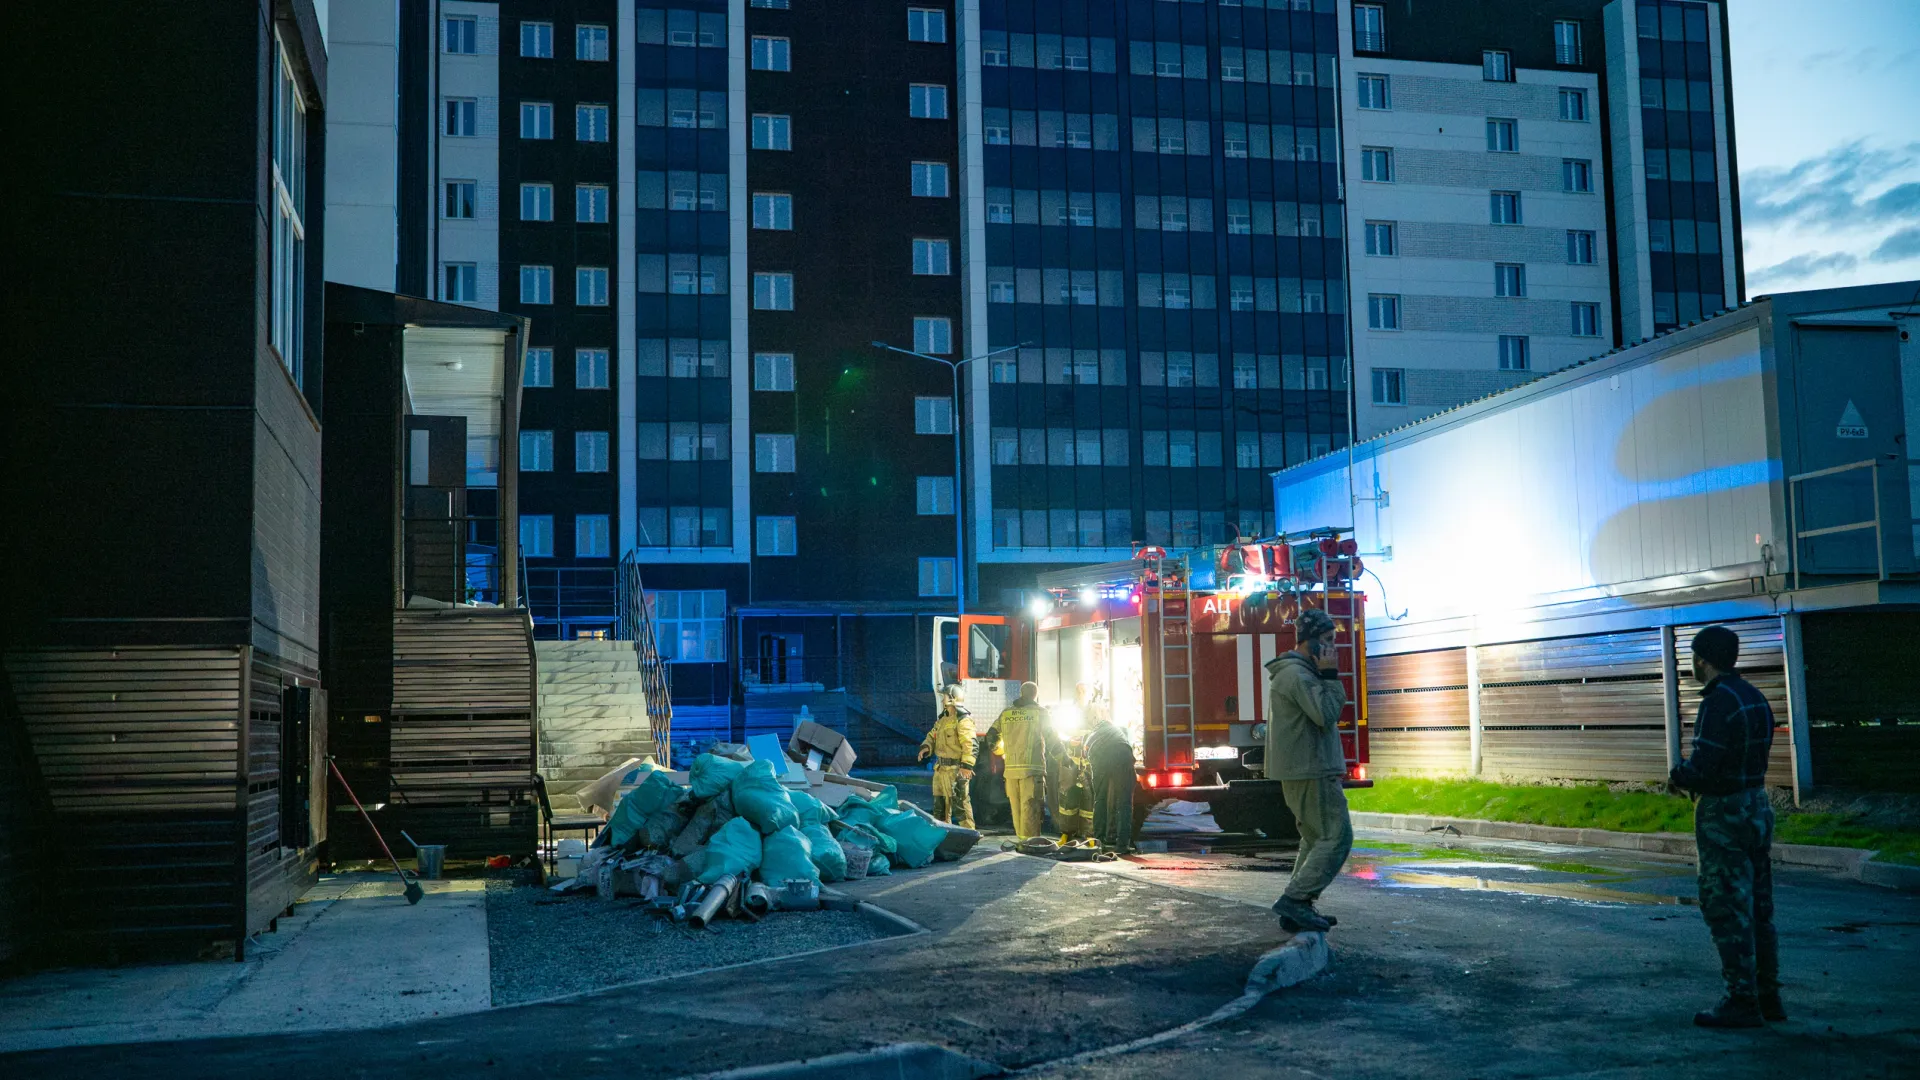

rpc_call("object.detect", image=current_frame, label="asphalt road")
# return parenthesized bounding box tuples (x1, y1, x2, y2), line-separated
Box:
(3, 826, 1914, 1078)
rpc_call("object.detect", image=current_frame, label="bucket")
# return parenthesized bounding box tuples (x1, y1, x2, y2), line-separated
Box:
(414, 844, 447, 879)
(839, 841, 872, 880)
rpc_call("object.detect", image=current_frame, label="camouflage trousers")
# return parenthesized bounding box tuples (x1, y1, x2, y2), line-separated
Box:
(1695, 788, 1779, 999)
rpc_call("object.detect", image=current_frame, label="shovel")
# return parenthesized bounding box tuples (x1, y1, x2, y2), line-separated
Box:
(327, 756, 425, 905)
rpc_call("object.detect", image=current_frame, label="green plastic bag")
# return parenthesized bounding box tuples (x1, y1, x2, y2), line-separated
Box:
(866, 850, 892, 876)
(608, 767, 685, 847)
(877, 808, 946, 869)
(730, 758, 800, 835)
(831, 816, 896, 854)
(689, 753, 747, 800)
(694, 816, 763, 885)
(757, 825, 819, 886)
(788, 790, 836, 828)
(801, 823, 846, 882)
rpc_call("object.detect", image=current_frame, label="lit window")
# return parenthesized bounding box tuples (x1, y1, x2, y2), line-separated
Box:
(1364, 221, 1396, 256)
(576, 267, 609, 306)
(1498, 335, 1530, 371)
(751, 0, 789, 7)
(520, 102, 553, 139)
(913, 317, 952, 355)
(1367, 294, 1400, 330)
(576, 24, 609, 61)
(521, 515, 553, 557)
(1354, 4, 1386, 52)
(575, 514, 610, 558)
(520, 21, 553, 58)
(916, 476, 955, 515)
(1563, 158, 1594, 193)
(1483, 49, 1512, 82)
(753, 273, 794, 310)
(752, 114, 792, 150)
(752, 192, 793, 230)
(1357, 73, 1390, 109)
(524, 347, 553, 388)
(575, 431, 609, 472)
(443, 179, 476, 219)
(1495, 263, 1526, 297)
(754, 433, 796, 473)
(576, 104, 609, 142)
(918, 557, 956, 597)
(1554, 20, 1583, 65)
(1371, 368, 1405, 406)
(1486, 118, 1517, 153)
(751, 35, 791, 71)
(575, 348, 609, 389)
(756, 516, 797, 556)
(911, 161, 950, 198)
(912, 238, 952, 276)
(754, 352, 795, 391)
(1567, 230, 1597, 264)
(520, 430, 554, 471)
(1559, 88, 1588, 122)
(909, 83, 949, 119)
(576, 184, 608, 223)
(1361, 146, 1393, 182)
(520, 264, 553, 304)
(443, 263, 477, 303)
(443, 16, 477, 54)
(1491, 190, 1521, 224)
(646, 590, 729, 659)
(915, 396, 954, 435)
(444, 97, 478, 136)
(521, 183, 553, 221)
(1572, 302, 1601, 337)
(908, 8, 947, 43)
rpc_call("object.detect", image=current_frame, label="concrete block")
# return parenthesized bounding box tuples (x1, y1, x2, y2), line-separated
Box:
(1859, 860, 1920, 893)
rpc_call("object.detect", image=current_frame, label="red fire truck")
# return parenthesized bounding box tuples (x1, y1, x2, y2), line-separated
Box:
(937, 530, 1372, 838)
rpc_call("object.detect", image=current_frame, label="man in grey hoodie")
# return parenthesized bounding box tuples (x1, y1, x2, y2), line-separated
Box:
(1265, 607, 1352, 933)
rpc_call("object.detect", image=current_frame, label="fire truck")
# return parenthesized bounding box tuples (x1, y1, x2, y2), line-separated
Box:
(936, 529, 1372, 839)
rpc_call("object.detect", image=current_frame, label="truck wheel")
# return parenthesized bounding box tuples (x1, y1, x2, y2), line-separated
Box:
(1212, 790, 1299, 840)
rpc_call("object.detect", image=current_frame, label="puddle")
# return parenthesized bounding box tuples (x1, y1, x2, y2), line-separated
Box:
(1373, 868, 1696, 907)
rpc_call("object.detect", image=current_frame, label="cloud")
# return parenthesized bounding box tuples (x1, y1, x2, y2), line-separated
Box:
(1748, 252, 1859, 290)
(1870, 226, 1920, 263)
(1740, 140, 1920, 227)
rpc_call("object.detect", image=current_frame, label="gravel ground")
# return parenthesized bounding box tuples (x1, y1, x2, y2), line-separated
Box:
(484, 879, 896, 1006)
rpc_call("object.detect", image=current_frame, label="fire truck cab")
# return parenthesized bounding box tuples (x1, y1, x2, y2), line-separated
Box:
(936, 530, 1371, 840)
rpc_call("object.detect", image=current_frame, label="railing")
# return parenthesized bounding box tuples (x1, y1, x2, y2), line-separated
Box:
(615, 553, 675, 767)
(1787, 458, 1916, 588)
(525, 566, 619, 628)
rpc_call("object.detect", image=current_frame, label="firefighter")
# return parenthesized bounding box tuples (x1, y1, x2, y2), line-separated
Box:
(917, 683, 977, 829)
(985, 681, 1050, 839)
(1050, 683, 1095, 839)
(1265, 607, 1352, 934)
(1086, 695, 1136, 852)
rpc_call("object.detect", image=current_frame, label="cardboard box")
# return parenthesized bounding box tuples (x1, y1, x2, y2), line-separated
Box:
(789, 720, 857, 776)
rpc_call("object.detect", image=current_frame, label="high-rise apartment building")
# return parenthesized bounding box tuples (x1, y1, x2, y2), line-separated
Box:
(1341, 0, 1742, 436)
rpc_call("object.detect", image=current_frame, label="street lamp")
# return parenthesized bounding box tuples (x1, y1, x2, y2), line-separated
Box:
(871, 339, 1025, 620)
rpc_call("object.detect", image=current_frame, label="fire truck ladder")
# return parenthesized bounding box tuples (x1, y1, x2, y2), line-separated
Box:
(1153, 552, 1194, 769)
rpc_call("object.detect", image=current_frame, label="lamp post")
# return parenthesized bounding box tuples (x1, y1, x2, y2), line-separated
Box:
(870, 340, 1025, 620)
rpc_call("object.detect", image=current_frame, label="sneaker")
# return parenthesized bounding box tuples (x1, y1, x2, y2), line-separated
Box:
(1694, 995, 1765, 1029)
(1758, 991, 1786, 1023)
(1271, 897, 1330, 933)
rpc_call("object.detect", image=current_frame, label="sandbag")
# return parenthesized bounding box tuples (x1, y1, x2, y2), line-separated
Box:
(877, 808, 946, 869)
(756, 825, 819, 886)
(801, 823, 846, 883)
(671, 790, 735, 857)
(788, 790, 836, 828)
(608, 766, 685, 847)
(693, 816, 763, 885)
(730, 758, 800, 835)
(689, 753, 747, 800)
(830, 817, 896, 854)
(866, 850, 893, 876)
(640, 807, 688, 850)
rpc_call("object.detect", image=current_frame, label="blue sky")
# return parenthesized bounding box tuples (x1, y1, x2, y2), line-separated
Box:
(1728, 0, 1920, 294)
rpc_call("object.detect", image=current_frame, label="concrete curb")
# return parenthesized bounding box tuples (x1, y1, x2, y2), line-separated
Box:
(1352, 811, 1920, 892)
(677, 1043, 1001, 1080)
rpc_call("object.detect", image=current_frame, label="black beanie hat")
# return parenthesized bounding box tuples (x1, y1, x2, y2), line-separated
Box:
(1691, 625, 1739, 672)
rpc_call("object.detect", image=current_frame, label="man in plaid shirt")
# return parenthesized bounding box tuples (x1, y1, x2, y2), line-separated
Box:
(1669, 625, 1782, 1029)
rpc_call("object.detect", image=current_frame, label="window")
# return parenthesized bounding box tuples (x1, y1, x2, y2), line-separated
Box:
(751, 35, 790, 71)
(912, 238, 951, 275)
(1495, 263, 1526, 297)
(1572, 302, 1601, 337)
(1357, 74, 1390, 109)
(268, 38, 309, 380)
(444, 97, 477, 136)
(1555, 19, 1583, 64)
(576, 267, 609, 306)
(1563, 159, 1594, 193)
(1361, 146, 1393, 182)
(911, 161, 949, 198)
(1367, 294, 1400, 330)
(909, 84, 949, 119)
(989, 279, 1016, 303)
(443, 262, 477, 303)
(524, 347, 554, 388)
(1559, 88, 1587, 122)
(1483, 49, 1512, 81)
(576, 24, 609, 61)
(1354, 4, 1386, 52)
(520, 430, 554, 471)
(751, 0, 789, 7)
(649, 591, 728, 660)
(750, 192, 795, 231)
(1491, 190, 1521, 224)
(576, 104, 609, 142)
(443, 179, 476, 219)
(908, 8, 947, 43)
(520, 101, 553, 139)
(575, 431, 609, 472)
(521, 182, 553, 221)
(521, 21, 553, 58)
(754, 352, 795, 391)
(520, 514, 554, 557)
(1364, 221, 1396, 256)
(575, 515, 610, 558)
(916, 476, 955, 515)
(1568, 230, 1597, 264)
(915, 396, 953, 435)
(752, 114, 792, 150)
(443, 16, 477, 54)
(1372, 367, 1406, 405)
(1498, 335, 1530, 371)
(576, 184, 608, 223)
(756, 516, 797, 556)
(520, 264, 553, 304)
(754, 433, 795, 472)
(754, 273, 794, 310)
(575, 348, 609, 389)
(913, 317, 952, 355)
(1486, 118, 1517, 153)
(918, 557, 957, 598)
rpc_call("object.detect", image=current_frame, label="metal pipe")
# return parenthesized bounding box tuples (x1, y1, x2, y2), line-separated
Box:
(742, 881, 776, 915)
(687, 874, 737, 928)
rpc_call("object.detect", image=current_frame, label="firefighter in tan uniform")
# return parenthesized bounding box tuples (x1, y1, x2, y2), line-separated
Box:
(917, 684, 977, 828)
(985, 682, 1050, 839)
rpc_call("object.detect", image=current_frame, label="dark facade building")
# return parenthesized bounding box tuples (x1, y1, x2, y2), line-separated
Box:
(1, 2, 329, 962)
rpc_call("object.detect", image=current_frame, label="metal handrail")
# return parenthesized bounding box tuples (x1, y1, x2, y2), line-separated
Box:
(1785, 458, 1909, 589)
(616, 553, 675, 768)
